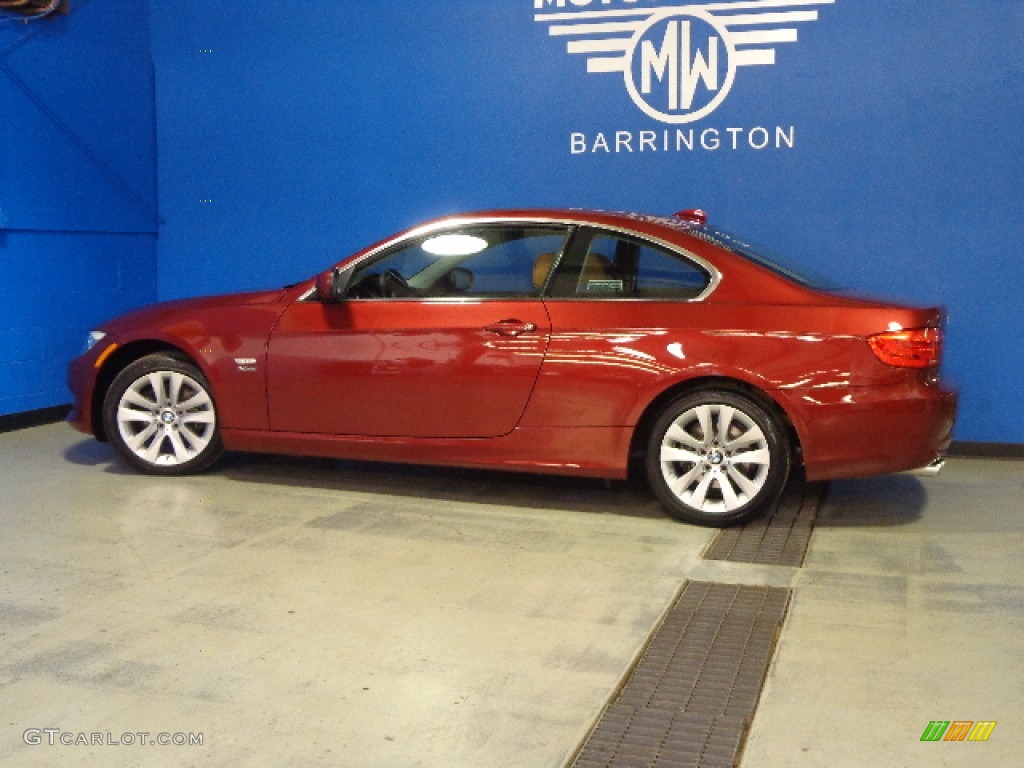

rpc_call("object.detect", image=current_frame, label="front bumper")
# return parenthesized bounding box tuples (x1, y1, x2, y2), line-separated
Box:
(66, 338, 119, 438)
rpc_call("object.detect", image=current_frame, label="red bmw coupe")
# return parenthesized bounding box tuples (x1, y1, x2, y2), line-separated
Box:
(67, 209, 956, 525)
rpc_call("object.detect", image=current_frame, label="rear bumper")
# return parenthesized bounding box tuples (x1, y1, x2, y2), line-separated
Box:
(791, 380, 957, 482)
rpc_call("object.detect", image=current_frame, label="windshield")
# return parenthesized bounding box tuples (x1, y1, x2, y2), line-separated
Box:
(695, 225, 841, 291)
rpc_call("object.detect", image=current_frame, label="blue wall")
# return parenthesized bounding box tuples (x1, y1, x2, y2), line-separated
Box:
(6, 1, 1020, 443)
(149, 0, 1024, 444)
(0, 0, 158, 416)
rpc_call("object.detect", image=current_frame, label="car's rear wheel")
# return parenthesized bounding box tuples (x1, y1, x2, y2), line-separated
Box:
(646, 389, 789, 526)
(102, 355, 223, 475)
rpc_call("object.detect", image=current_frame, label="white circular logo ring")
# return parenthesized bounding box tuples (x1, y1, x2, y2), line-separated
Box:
(625, 9, 737, 124)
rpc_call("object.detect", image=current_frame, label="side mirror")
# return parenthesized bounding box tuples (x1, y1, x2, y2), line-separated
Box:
(315, 266, 353, 303)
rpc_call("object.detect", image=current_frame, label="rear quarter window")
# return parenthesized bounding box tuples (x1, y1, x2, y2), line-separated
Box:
(567, 231, 711, 299)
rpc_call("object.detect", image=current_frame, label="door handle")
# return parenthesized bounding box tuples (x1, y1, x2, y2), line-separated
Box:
(483, 319, 538, 337)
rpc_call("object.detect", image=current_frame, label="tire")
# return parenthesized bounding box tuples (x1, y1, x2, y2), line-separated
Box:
(645, 389, 790, 526)
(102, 354, 223, 475)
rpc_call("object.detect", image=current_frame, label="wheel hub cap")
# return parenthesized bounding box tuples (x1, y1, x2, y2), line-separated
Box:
(659, 402, 772, 515)
(116, 370, 216, 467)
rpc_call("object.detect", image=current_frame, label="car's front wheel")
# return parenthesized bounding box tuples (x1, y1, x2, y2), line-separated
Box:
(102, 354, 223, 475)
(646, 389, 790, 526)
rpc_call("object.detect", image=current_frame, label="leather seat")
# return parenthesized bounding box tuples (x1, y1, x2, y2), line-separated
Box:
(532, 252, 556, 290)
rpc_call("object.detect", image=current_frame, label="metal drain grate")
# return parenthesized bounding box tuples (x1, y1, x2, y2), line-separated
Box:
(703, 479, 825, 567)
(571, 581, 791, 768)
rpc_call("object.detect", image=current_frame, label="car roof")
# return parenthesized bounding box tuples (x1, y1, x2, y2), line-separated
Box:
(401, 208, 710, 253)
(429, 207, 697, 232)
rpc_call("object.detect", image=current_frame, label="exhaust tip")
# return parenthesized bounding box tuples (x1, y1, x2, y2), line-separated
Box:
(904, 457, 946, 478)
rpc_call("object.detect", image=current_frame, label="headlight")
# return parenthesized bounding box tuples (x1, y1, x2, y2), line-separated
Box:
(84, 330, 107, 354)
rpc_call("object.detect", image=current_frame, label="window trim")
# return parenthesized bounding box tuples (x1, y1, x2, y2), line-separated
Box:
(313, 220, 574, 302)
(542, 225, 720, 302)
(300, 216, 721, 304)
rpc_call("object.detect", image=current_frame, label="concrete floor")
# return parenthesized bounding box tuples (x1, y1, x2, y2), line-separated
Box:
(1, 424, 1021, 766)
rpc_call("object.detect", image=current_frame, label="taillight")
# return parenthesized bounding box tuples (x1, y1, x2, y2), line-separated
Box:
(867, 327, 942, 368)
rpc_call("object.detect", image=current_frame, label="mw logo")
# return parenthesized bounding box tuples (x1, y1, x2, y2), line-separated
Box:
(534, 1, 836, 125)
(627, 11, 734, 124)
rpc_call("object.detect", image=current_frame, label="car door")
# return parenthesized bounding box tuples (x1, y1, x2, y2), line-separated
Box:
(266, 223, 569, 439)
(525, 227, 716, 427)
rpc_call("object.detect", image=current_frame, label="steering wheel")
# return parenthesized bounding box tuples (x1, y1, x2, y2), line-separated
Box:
(379, 269, 413, 298)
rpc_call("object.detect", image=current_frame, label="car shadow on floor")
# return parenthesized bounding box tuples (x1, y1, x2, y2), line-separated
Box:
(62, 437, 930, 527)
(63, 437, 136, 474)
(62, 438, 668, 520)
(814, 473, 928, 527)
(216, 451, 669, 520)
(217, 455, 932, 528)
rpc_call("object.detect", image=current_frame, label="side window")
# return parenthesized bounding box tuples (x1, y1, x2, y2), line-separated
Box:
(347, 225, 569, 299)
(550, 231, 710, 299)
(576, 235, 625, 295)
(633, 240, 710, 298)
